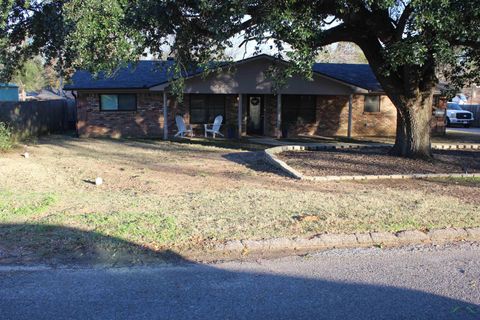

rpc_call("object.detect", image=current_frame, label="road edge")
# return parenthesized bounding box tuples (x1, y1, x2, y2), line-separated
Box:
(185, 227, 480, 261)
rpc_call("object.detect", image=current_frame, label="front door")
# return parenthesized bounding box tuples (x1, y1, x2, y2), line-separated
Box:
(247, 95, 263, 135)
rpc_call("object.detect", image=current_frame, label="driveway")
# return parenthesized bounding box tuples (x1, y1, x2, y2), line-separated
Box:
(1, 243, 479, 320)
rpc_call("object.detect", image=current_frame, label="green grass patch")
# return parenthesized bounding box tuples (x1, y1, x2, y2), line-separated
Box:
(77, 211, 178, 246)
(0, 191, 57, 221)
(426, 176, 480, 186)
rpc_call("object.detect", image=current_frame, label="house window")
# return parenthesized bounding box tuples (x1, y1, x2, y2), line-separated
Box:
(282, 95, 316, 124)
(100, 94, 137, 111)
(190, 94, 225, 124)
(364, 95, 381, 113)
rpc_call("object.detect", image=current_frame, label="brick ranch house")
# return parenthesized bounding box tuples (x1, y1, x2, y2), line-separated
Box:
(65, 54, 445, 139)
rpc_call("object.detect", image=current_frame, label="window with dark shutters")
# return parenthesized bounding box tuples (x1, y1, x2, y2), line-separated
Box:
(189, 94, 226, 123)
(281, 95, 316, 124)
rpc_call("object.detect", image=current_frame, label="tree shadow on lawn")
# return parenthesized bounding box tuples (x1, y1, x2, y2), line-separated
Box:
(222, 151, 291, 177)
(0, 223, 478, 319)
(37, 134, 265, 156)
(0, 223, 185, 266)
(35, 134, 289, 180)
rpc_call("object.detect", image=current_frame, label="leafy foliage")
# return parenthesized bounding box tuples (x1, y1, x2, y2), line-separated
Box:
(1, 0, 479, 156)
(0, 1, 72, 82)
(1, 1, 478, 92)
(0, 122, 14, 151)
(12, 58, 46, 92)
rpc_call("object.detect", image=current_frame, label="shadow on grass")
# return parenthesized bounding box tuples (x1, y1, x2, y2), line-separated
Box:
(0, 223, 478, 319)
(222, 151, 290, 177)
(0, 223, 187, 266)
(166, 136, 268, 151)
(33, 134, 284, 180)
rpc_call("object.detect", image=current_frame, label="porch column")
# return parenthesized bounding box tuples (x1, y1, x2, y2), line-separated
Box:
(276, 93, 282, 138)
(163, 91, 168, 140)
(238, 94, 243, 138)
(347, 94, 353, 138)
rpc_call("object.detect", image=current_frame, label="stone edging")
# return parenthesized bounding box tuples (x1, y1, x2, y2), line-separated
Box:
(264, 143, 480, 181)
(206, 227, 480, 258)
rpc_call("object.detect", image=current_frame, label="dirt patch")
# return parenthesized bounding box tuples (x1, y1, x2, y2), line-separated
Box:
(278, 147, 480, 176)
(0, 135, 479, 265)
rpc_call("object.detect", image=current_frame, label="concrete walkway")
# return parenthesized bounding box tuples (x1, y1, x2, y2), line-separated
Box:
(1, 243, 479, 320)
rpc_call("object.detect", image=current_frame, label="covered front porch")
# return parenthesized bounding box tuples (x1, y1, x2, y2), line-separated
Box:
(68, 54, 439, 140)
(159, 92, 359, 140)
(164, 93, 360, 138)
(150, 55, 395, 140)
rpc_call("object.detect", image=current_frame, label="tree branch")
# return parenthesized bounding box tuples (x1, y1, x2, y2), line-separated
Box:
(394, 4, 413, 41)
(312, 23, 355, 47)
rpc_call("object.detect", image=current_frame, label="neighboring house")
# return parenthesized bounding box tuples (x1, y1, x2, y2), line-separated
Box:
(461, 85, 480, 105)
(65, 54, 443, 139)
(26, 89, 75, 101)
(0, 84, 19, 102)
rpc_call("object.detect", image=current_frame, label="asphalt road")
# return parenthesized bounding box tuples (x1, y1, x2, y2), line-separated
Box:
(0, 243, 479, 320)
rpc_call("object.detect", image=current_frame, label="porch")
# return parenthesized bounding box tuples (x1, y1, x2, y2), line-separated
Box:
(160, 92, 394, 140)
(150, 55, 378, 140)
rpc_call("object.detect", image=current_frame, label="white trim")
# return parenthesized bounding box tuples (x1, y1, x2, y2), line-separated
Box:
(347, 94, 353, 138)
(238, 94, 243, 138)
(163, 91, 168, 140)
(276, 94, 282, 138)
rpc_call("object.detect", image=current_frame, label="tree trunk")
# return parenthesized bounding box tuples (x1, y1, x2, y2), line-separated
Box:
(389, 92, 433, 159)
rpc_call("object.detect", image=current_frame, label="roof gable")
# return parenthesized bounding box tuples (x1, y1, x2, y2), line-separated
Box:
(65, 55, 383, 92)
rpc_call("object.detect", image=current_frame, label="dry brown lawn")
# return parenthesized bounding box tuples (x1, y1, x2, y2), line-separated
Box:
(0, 135, 479, 264)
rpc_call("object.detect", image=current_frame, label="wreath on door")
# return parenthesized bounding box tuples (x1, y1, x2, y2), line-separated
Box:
(250, 97, 260, 106)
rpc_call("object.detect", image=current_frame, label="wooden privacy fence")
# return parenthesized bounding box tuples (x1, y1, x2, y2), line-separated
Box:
(461, 105, 480, 127)
(0, 100, 76, 137)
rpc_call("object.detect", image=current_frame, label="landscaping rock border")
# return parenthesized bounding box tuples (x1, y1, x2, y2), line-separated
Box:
(264, 143, 480, 181)
(204, 227, 480, 259)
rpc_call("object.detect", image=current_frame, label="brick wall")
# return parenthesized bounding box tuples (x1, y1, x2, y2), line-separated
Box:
(76, 92, 241, 138)
(283, 94, 397, 138)
(264, 95, 277, 137)
(350, 95, 397, 137)
(77, 91, 164, 138)
(76, 91, 398, 138)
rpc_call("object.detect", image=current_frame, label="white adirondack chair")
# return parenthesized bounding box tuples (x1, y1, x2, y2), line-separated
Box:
(204, 115, 224, 138)
(174, 115, 194, 137)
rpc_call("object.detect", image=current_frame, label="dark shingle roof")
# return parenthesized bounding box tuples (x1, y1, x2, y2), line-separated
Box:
(312, 63, 382, 92)
(65, 60, 176, 90)
(65, 56, 382, 92)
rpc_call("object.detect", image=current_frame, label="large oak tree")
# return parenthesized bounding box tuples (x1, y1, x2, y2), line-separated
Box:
(1, 0, 479, 158)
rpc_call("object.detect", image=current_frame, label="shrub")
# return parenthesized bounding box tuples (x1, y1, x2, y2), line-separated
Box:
(0, 122, 14, 151)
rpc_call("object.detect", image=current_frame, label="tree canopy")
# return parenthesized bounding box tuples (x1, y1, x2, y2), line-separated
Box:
(12, 57, 46, 92)
(1, 0, 479, 157)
